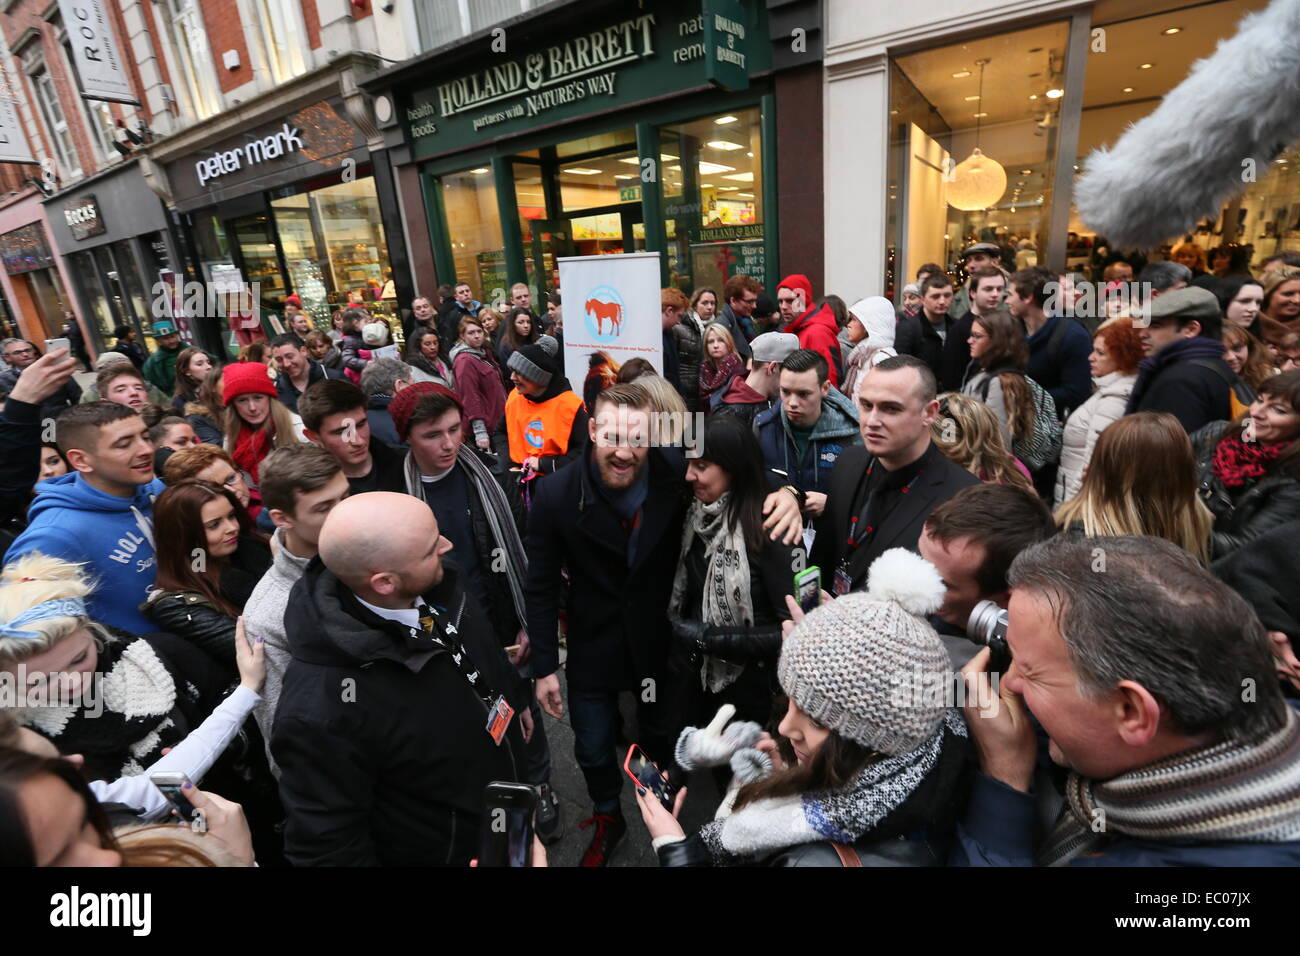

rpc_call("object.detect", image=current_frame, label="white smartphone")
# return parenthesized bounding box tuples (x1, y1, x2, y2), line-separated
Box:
(44, 337, 70, 354)
(150, 771, 200, 821)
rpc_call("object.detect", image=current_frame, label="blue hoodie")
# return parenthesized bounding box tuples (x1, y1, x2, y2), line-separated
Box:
(7, 472, 165, 633)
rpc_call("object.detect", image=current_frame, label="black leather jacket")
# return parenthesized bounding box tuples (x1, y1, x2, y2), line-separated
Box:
(668, 533, 801, 665)
(1193, 422, 1300, 559)
(670, 317, 704, 413)
(143, 590, 237, 670)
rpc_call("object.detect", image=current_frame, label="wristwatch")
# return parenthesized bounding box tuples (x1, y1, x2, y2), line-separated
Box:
(781, 484, 806, 509)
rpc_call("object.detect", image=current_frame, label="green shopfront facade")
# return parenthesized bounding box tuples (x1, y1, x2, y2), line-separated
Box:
(364, 0, 802, 305)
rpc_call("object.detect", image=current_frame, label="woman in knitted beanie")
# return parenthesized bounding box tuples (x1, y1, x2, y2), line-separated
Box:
(641, 548, 973, 866)
(667, 416, 803, 732)
(221, 362, 306, 509)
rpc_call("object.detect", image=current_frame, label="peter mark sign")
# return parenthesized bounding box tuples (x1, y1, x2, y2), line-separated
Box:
(195, 124, 304, 186)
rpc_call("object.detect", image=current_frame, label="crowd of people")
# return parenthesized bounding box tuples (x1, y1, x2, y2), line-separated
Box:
(1, 241, 1299, 869)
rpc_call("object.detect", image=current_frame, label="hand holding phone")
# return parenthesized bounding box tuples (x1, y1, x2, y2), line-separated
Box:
(623, 744, 675, 812)
(150, 771, 200, 822)
(477, 781, 537, 867)
(794, 566, 822, 614)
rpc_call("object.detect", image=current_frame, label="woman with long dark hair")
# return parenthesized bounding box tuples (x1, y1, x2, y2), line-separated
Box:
(667, 416, 802, 728)
(0, 746, 255, 865)
(405, 327, 454, 388)
(1194, 370, 1300, 560)
(144, 480, 271, 671)
(643, 548, 971, 866)
(1214, 274, 1266, 339)
(497, 306, 539, 390)
(171, 347, 215, 411)
(961, 308, 1042, 452)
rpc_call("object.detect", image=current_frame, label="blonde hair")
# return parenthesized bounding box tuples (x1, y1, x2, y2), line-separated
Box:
(223, 398, 299, 455)
(1054, 412, 1213, 562)
(114, 825, 250, 867)
(931, 393, 1034, 492)
(634, 373, 689, 446)
(703, 322, 737, 356)
(0, 554, 104, 665)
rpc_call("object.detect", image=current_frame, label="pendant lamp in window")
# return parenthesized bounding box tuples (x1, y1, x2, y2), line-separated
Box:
(947, 59, 1007, 212)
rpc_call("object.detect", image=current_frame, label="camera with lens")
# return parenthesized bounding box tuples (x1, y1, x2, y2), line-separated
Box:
(966, 600, 1011, 673)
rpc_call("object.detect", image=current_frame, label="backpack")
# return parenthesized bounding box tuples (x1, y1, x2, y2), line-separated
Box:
(977, 369, 1063, 472)
(1188, 358, 1255, 419)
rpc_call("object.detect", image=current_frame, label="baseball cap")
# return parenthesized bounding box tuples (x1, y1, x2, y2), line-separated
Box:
(750, 332, 800, 363)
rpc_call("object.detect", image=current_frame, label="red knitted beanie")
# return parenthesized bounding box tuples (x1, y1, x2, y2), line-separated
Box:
(389, 382, 462, 442)
(222, 361, 278, 404)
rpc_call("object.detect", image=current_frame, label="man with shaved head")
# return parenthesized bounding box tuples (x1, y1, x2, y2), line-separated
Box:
(271, 491, 533, 866)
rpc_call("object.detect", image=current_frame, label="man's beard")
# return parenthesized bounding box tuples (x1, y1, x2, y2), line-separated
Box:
(596, 452, 645, 490)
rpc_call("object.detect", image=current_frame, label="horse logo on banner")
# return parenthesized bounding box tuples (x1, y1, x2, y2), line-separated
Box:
(583, 285, 625, 343)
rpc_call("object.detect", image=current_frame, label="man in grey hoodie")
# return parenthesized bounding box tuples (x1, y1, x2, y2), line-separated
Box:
(242, 444, 349, 774)
(753, 349, 862, 520)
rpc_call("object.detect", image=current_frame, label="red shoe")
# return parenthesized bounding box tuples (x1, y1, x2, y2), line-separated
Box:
(578, 812, 626, 867)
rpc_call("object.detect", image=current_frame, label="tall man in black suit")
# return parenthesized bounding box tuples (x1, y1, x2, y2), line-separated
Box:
(810, 354, 980, 594)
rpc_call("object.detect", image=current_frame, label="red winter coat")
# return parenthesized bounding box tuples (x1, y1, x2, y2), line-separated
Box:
(451, 344, 507, 433)
(784, 303, 843, 388)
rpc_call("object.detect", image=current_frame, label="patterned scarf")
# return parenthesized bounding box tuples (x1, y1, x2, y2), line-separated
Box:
(1211, 430, 1289, 487)
(1038, 706, 1300, 866)
(403, 446, 529, 629)
(699, 353, 745, 401)
(669, 493, 753, 693)
(698, 710, 968, 864)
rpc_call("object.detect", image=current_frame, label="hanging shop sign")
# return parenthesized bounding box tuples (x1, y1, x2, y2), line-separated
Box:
(0, 66, 36, 164)
(62, 195, 107, 241)
(703, 0, 749, 91)
(57, 0, 138, 104)
(0, 223, 55, 275)
(403, 0, 767, 159)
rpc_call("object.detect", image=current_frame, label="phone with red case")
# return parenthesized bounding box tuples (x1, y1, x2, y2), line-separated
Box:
(623, 744, 676, 812)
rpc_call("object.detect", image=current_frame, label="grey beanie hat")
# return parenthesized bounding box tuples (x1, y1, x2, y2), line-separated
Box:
(535, 333, 559, 357)
(777, 549, 950, 756)
(508, 342, 556, 387)
(94, 351, 130, 369)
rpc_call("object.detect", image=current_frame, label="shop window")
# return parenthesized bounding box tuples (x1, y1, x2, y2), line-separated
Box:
(248, 0, 309, 86)
(658, 106, 765, 293)
(559, 145, 639, 213)
(156, 0, 222, 121)
(440, 166, 505, 305)
(515, 161, 554, 300)
(272, 177, 396, 328)
(887, 22, 1069, 296)
(1072, 0, 1277, 276)
(28, 66, 81, 179)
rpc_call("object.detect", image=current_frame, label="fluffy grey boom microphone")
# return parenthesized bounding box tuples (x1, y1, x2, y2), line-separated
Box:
(1075, 0, 1300, 250)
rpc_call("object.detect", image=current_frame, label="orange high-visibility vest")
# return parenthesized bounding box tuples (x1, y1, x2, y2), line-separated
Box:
(505, 388, 584, 465)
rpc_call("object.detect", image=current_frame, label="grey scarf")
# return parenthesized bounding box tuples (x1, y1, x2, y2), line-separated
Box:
(403, 446, 528, 628)
(669, 493, 753, 692)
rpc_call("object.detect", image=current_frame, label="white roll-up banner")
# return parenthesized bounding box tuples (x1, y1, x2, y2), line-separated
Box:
(557, 252, 665, 392)
(59, 0, 138, 104)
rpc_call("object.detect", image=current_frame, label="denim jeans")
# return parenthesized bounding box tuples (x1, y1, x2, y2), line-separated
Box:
(568, 688, 674, 815)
